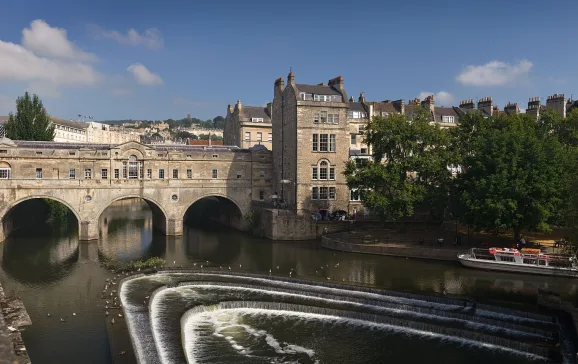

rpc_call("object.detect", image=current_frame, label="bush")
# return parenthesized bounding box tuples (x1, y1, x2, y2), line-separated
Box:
(244, 211, 264, 237)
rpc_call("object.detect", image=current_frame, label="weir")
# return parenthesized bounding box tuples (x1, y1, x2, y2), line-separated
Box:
(119, 270, 570, 364)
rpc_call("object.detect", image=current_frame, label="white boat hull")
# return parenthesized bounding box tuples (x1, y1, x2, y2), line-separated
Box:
(458, 253, 578, 278)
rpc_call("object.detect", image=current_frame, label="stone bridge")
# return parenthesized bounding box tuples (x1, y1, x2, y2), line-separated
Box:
(0, 139, 273, 242)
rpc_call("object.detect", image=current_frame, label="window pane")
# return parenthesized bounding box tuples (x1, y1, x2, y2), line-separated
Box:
(312, 134, 318, 151)
(212, 169, 217, 178)
(329, 168, 335, 180)
(320, 134, 328, 151)
(321, 111, 327, 123)
(173, 169, 179, 179)
(159, 169, 164, 179)
(102, 169, 108, 179)
(312, 167, 318, 180)
(187, 169, 192, 179)
(329, 187, 335, 199)
(329, 134, 335, 152)
(312, 187, 318, 200)
(320, 187, 328, 200)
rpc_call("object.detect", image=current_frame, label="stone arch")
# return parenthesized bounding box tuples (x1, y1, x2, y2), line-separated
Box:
(0, 195, 82, 242)
(96, 194, 170, 235)
(181, 193, 246, 231)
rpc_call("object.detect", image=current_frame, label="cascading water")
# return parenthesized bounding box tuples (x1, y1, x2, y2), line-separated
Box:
(119, 270, 568, 364)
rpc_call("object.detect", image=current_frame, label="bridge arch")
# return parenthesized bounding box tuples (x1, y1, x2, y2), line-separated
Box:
(0, 195, 82, 242)
(96, 195, 170, 236)
(181, 194, 246, 231)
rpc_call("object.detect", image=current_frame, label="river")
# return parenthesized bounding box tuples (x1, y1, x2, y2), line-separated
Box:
(0, 198, 577, 363)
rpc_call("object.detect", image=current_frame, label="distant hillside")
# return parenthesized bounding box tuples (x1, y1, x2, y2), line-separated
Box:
(101, 116, 226, 129)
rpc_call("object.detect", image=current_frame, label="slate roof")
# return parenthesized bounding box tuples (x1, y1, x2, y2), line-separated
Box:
(50, 117, 89, 129)
(368, 101, 398, 114)
(295, 84, 342, 96)
(349, 102, 366, 112)
(434, 107, 461, 123)
(240, 106, 271, 122)
(12, 140, 244, 151)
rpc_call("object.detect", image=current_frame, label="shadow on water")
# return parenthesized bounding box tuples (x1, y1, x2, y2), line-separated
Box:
(1, 224, 79, 285)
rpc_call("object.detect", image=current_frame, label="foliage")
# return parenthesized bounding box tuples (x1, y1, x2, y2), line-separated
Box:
(244, 211, 264, 237)
(174, 130, 198, 140)
(5, 92, 55, 141)
(344, 106, 452, 221)
(126, 257, 166, 270)
(101, 115, 226, 130)
(198, 134, 224, 141)
(453, 112, 568, 238)
(44, 199, 72, 225)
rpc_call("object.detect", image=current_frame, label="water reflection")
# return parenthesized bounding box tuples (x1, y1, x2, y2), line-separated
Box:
(0, 198, 576, 364)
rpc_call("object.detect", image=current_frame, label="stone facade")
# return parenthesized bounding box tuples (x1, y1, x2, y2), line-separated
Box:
(224, 100, 272, 150)
(0, 139, 273, 242)
(272, 72, 351, 214)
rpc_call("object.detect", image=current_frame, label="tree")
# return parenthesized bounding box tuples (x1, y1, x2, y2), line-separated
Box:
(454, 113, 567, 239)
(5, 92, 55, 141)
(344, 106, 452, 221)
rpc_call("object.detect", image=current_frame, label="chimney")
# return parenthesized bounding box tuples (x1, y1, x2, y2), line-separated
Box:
(421, 95, 435, 112)
(287, 71, 295, 85)
(227, 104, 233, 114)
(236, 99, 242, 110)
(358, 92, 366, 103)
(477, 97, 493, 116)
(459, 99, 475, 110)
(274, 76, 285, 96)
(328, 76, 348, 101)
(408, 98, 421, 105)
(349, 96, 355, 102)
(392, 99, 405, 114)
(504, 102, 520, 115)
(318, 82, 326, 86)
(266, 102, 272, 118)
(546, 93, 566, 118)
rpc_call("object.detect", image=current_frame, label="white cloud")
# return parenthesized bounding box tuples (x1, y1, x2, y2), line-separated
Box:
(22, 20, 96, 61)
(418, 91, 454, 105)
(456, 60, 533, 86)
(0, 40, 100, 86)
(91, 26, 163, 50)
(127, 63, 163, 85)
(111, 88, 132, 96)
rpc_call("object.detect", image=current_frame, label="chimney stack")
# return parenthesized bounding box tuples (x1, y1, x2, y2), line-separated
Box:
(477, 97, 493, 116)
(392, 99, 405, 115)
(421, 95, 435, 112)
(408, 98, 421, 106)
(349, 96, 355, 102)
(266, 102, 272, 118)
(328, 75, 347, 101)
(287, 71, 295, 85)
(235, 100, 242, 111)
(274, 76, 285, 97)
(459, 99, 475, 110)
(504, 102, 520, 115)
(227, 104, 233, 114)
(358, 92, 366, 103)
(546, 93, 566, 118)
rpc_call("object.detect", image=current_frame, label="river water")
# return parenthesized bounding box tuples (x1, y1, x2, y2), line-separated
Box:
(0, 198, 577, 363)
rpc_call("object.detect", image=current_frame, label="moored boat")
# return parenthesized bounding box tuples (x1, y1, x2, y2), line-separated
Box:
(457, 247, 578, 277)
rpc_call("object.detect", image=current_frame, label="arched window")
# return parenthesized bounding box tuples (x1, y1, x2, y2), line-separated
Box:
(128, 155, 139, 178)
(312, 160, 335, 181)
(0, 161, 11, 179)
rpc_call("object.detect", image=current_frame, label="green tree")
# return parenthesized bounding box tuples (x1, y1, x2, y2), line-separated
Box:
(344, 106, 452, 221)
(454, 113, 567, 240)
(5, 92, 55, 141)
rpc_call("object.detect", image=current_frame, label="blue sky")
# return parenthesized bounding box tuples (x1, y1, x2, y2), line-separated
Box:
(0, 0, 577, 121)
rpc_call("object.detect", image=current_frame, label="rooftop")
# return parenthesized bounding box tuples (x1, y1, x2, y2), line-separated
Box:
(295, 84, 342, 96)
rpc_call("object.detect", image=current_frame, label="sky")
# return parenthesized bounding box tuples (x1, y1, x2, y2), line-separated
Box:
(0, 0, 577, 121)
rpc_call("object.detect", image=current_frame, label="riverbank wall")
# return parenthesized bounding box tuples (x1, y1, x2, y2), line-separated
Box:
(0, 282, 32, 363)
(321, 232, 461, 261)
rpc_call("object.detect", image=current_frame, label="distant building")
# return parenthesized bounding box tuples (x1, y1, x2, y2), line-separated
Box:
(224, 100, 272, 150)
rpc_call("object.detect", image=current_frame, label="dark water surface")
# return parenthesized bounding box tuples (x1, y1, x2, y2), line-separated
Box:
(0, 199, 577, 363)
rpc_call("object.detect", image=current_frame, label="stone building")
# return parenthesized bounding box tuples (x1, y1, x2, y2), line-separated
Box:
(85, 121, 140, 144)
(224, 100, 272, 150)
(52, 117, 88, 142)
(272, 72, 351, 214)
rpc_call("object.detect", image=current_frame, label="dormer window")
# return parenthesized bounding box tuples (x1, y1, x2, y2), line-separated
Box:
(314, 94, 332, 102)
(442, 116, 455, 123)
(251, 117, 264, 123)
(348, 111, 367, 119)
(300, 92, 306, 100)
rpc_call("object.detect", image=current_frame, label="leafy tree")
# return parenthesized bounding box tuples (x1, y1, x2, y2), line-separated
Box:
(5, 92, 55, 141)
(454, 113, 567, 240)
(344, 106, 452, 221)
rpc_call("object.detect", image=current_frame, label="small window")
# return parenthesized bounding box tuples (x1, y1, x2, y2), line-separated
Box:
(358, 125, 365, 134)
(0, 168, 11, 179)
(259, 190, 264, 200)
(256, 132, 262, 142)
(212, 169, 218, 179)
(69, 168, 75, 179)
(312, 167, 318, 180)
(319, 187, 328, 200)
(329, 167, 335, 180)
(0, 150, 7, 154)
(245, 132, 251, 141)
(312, 134, 318, 152)
(360, 148, 367, 155)
(173, 169, 179, 179)
(159, 169, 165, 179)
(259, 170, 265, 178)
(236, 170, 242, 178)
(313, 113, 320, 123)
(147, 169, 152, 179)
(320, 111, 327, 123)
(251, 117, 264, 123)
(351, 134, 357, 145)
(319, 134, 328, 152)
(187, 169, 192, 179)
(329, 134, 336, 152)
(319, 161, 328, 180)
(36, 151, 42, 155)
(85, 168, 92, 179)
(114, 169, 119, 179)
(36, 168, 43, 179)
(69, 152, 75, 156)
(329, 187, 336, 200)
(312, 187, 319, 200)
(350, 189, 361, 201)
(212, 154, 218, 158)
(268, 133, 272, 142)
(101, 169, 108, 179)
